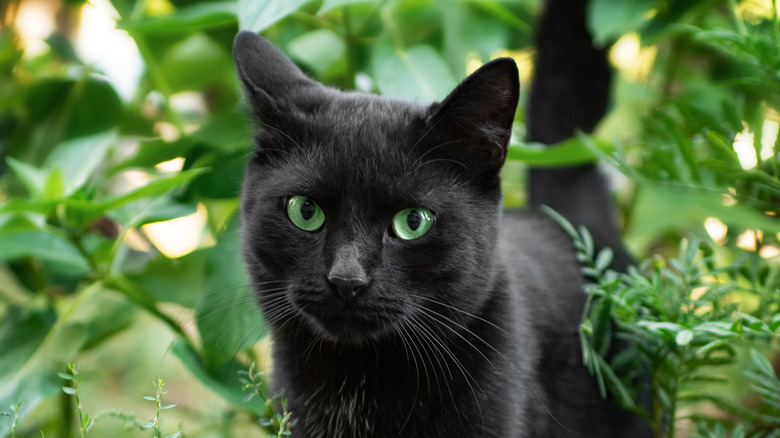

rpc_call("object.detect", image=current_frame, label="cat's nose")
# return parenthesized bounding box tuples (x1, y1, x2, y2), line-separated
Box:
(327, 242, 371, 304)
(327, 275, 369, 304)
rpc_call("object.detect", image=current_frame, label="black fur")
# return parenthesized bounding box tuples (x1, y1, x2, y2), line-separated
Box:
(234, 5, 653, 436)
(526, 0, 630, 270)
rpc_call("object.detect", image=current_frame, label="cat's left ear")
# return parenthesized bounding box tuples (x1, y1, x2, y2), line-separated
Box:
(233, 31, 321, 119)
(426, 58, 519, 172)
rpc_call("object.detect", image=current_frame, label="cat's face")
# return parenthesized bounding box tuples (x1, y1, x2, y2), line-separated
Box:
(234, 32, 519, 345)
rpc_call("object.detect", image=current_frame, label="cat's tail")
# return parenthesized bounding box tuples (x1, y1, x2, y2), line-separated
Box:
(525, 0, 632, 270)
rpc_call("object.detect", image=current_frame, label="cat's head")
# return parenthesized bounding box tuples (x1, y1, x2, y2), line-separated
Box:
(234, 31, 519, 345)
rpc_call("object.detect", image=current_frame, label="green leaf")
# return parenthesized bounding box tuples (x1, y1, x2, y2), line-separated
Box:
(237, 0, 311, 32)
(185, 152, 245, 199)
(191, 110, 253, 152)
(66, 290, 138, 351)
(675, 329, 694, 346)
(319, 0, 374, 14)
(159, 33, 232, 93)
(372, 43, 457, 102)
(695, 321, 740, 338)
(112, 137, 193, 172)
(0, 198, 60, 215)
(470, 1, 530, 32)
(626, 183, 780, 252)
(80, 168, 207, 220)
(119, 2, 237, 33)
(750, 349, 776, 378)
(142, 396, 156, 401)
(196, 223, 266, 368)
(43, 169, 64, 200)
(0, 225, 90, 273)
(637, 321, 686, 334)
(43, 131, 117, 195)
(65, 76, 122, 140)
(61, 387, 76, 395)
(507, 136, 614, 166)
(594, 248, 614, 273)
(441, 2, 511, 76)
(588, 0, 656, 45)
(171, 339, 267, 415)
(126, 248, 208, 306)
(0, 283, 99, 426)
(287, 29, 346, 76)
(6, 157, 48, 198)
(108, 195, 197, 228)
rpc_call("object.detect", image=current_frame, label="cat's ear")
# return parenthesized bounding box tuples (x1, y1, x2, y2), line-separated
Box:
(426, 58, 519, 173)
(233, 31, 320, 117)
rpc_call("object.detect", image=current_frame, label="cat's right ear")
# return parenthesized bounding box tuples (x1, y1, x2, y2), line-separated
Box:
(421, 58, 519, 177)
(233, 31, 319, 118)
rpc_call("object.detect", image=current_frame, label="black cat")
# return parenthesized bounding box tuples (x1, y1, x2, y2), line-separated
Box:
(233, 1, 653, 436)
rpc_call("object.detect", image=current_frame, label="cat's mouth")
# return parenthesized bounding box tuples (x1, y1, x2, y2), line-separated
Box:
(293, 296, 399, 343)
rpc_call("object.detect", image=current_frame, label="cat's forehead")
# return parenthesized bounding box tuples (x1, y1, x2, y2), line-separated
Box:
(319, 92, 424, 144)
(257, 93, 451, 207)
(283, 92, 428, 165)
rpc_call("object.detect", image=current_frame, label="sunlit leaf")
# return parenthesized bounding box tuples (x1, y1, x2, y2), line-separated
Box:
(319, 0, 375, 15)
(126, 246, 209, 306)
(508, 136, 614, 166)
(0, 283, 101, 426)
(372, 44, 456, 102)
(588, 0, 656, 44)
(237, 0, 311, 32)
(80, 168, 207, 220)
(288, 29, 346, 76)
(626, 183, 780, 252)
(5, 157, 48, 198)
(119, 2, 237, 33)
(43, 131, 117, 195)
(171, 339, 267, 415)
(0, 225, 90, 273)
(196, 222, 266, 368)
(43, 169, 64, 200)
(159, 33, 232, 93)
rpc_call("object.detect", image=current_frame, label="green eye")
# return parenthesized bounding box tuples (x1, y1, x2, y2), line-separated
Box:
(392, 208, 434, 240)
(287, 196, 325, 231)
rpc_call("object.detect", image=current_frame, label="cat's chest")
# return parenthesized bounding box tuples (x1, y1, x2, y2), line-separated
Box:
(286, 358, 517, 438)
(299, 375, 380, 437)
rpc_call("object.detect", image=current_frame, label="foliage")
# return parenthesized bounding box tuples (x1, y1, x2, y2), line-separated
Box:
(239, 363, 292, 437)
(0, 0, 778, 436)
(547, 204, 779, 437)
(59, 364, 92, 437)
(57, 364, 183, 438)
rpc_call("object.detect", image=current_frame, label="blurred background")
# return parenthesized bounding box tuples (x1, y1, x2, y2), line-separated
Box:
(0, 0, 779, 436)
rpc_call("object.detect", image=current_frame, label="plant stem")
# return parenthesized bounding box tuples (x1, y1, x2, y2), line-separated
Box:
(727, 0, 748, 35)
(10, 399, 20, 438)
(105, 274, 194, 348)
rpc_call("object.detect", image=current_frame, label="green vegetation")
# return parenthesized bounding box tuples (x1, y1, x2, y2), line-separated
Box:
(0, 0, 778, 436)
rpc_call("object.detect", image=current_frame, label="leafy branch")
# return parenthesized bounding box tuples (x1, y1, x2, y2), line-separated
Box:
(544, 205, 780, 437)
(59, 364, 92, 437)
(240, 363, 292, 437)
(141, 378, 180, 438)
